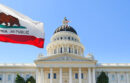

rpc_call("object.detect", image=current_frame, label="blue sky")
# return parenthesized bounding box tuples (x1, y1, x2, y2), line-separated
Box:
(0, 0, 130, 63)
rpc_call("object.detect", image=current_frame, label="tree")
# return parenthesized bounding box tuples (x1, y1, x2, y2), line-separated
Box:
(97, 71, 109, 83)
(26, 76, 36, 83)
(15, 74, 25, 83)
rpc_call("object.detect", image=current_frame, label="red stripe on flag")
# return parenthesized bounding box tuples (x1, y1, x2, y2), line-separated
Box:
(0, 34, 44, 48)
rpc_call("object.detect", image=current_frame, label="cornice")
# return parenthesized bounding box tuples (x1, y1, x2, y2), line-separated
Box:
(96, 63, 130, 68)
(0, 63, 36, 68)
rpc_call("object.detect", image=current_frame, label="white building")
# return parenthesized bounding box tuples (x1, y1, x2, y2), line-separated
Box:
(0, 17, 130, 83)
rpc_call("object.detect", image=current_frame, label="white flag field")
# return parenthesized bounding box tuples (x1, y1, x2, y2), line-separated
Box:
(0, 4, 44, 48)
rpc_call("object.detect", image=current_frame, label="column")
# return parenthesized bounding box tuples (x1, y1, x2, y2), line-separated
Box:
(36, 69, 40, 83)
(57, 47, 59, 54)
(50, 68, 53, 83)
(77, 47, 79, 55)
(36, 69, 38, 83)
(62, 46, 64, 53)
(88, 68, 92, 83)
(2, 73, 6, 83)
(126, 73, 129, 83)
(80, 48, 82, 56)
(41, 69, 44, 83)
(59, 68, 62, 83)
(79, 68, 82, 83)
(73, 46, 74, 54)
(67, 46, 69, 53)
(69, 68, 72, 83)
(117, 73, 120, 83)
(11, 73, 15, 83)
(92, 68, 96, 83)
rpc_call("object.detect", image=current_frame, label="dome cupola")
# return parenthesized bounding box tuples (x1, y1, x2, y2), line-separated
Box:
(47, 17, 84, 56)
(54, 17, 77, 35)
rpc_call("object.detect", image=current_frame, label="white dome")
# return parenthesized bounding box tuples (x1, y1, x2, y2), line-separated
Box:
(46, 18, 84, 56)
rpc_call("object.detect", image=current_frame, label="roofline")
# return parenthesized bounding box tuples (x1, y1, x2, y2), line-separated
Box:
(34, 53, 96, 62)
(0, 63, 36, 67)
(97, 63, 130, 68)
(0, 63, 130, 68)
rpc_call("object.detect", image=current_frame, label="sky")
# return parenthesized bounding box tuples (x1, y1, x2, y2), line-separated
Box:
(0, 0, 130, 63)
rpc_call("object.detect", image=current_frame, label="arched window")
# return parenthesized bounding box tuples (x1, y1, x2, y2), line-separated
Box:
(8, 74, 11, 81)
(26, 74, 30, 80)
(112, 74, 115, 81)
(75, 73, 78, 79)
(53, 73, 57, 79)
(61, 37, 63, 40)
(68, 37, 70, 40)
(69, 48, 71, 53)
(121, 75, 124, 80)
(81, 73, 84, 79)
(60, 47, 62, 53)
(0, 74, 2, 81)
(0, 74, 3, 81)
(75, 49, 77, 54)
(48, 73, 50, 79)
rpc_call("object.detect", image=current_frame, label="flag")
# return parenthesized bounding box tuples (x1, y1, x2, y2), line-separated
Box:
(0, 4, 44, 48)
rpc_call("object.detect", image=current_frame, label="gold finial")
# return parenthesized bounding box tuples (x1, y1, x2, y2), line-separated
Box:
(62, 17, 69, 25)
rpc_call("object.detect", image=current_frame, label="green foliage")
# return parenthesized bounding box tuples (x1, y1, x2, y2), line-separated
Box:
(26, 76, 36, 83)
(15, 74, 25, 83)
(97, 71, 109, 83)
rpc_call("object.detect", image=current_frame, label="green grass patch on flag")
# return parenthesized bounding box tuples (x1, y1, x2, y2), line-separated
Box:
(0, 24, 26, 29)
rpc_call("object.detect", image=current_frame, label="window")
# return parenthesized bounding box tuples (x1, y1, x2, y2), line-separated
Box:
(111, 74, 115, 80)
(60, 47, 62, 53)
(121, 75, 124, 80)
(68, 37, 70, 40)
(8, 74, 11, 81)
(69, 48, 71, 53)
(0, 74, 2, 81)
(75, 49, 77, 54)
(48, 73, 50, 79)
(26, 74, 30, 79)
(53, 73, 56, 79)
(75, 73, 78, 79)
(61, 37, 63, 40)
(81, 73, 84, 79)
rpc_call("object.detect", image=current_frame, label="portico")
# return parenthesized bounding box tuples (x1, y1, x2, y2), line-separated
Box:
(35, 54, 97, 83)
(36, 67, 96, 83)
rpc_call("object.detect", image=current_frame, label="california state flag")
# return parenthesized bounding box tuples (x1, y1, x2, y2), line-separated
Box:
(0, 4, 44, 48)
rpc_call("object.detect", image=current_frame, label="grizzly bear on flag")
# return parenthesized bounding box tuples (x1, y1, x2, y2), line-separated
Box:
(0, 12, 20, 27)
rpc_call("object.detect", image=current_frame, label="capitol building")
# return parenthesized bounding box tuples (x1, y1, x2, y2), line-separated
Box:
(0, 18, 130, 83)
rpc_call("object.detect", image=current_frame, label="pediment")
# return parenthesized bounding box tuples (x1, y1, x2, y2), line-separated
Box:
(36, 54, 95, 62)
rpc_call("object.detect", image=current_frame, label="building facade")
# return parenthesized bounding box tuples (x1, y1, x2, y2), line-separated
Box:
(0, 18, 130, 83)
